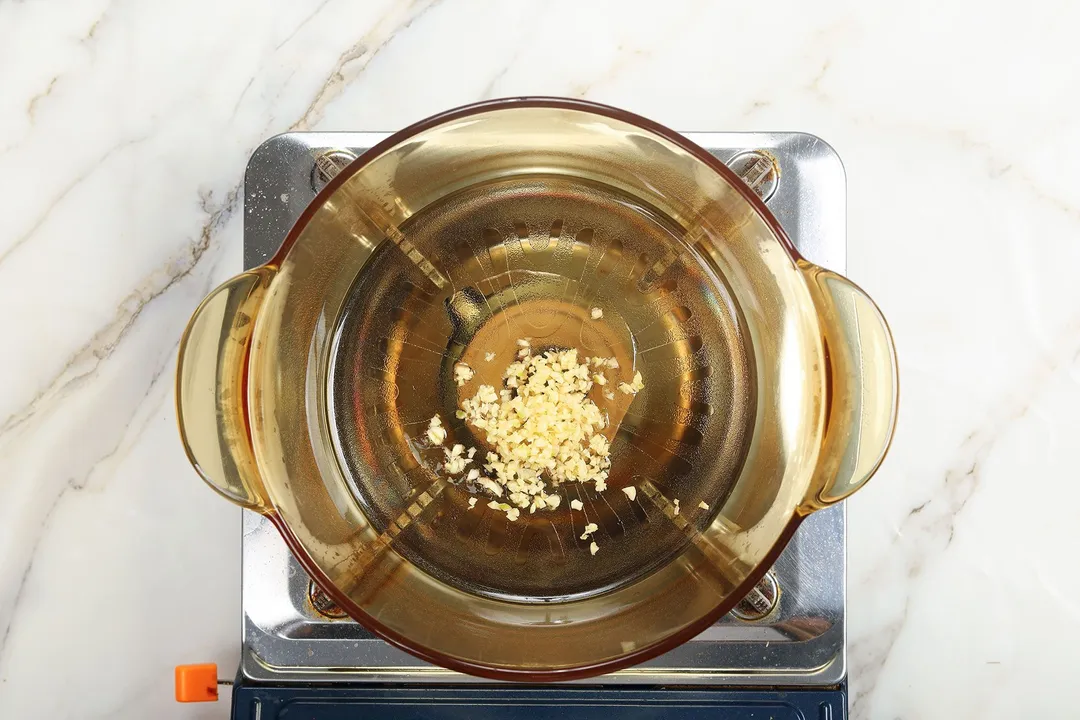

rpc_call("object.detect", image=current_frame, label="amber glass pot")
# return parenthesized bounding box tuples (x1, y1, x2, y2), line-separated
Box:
(176, 98, 897, 680)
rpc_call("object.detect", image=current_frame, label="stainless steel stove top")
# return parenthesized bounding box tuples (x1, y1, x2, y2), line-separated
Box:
(240, 131, 847, 686)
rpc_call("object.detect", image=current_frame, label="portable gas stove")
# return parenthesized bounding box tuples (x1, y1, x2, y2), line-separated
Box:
(229, 131, 849, 718)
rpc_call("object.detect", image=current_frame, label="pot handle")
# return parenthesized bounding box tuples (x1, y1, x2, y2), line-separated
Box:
(175, 269, 275, 512)
(799, 262, 898, 511)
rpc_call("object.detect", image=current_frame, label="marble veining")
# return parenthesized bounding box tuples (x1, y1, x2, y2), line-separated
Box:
(2, 0, 1079, 717)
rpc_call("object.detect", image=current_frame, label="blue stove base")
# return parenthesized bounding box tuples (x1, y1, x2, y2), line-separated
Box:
(231, 677, 847, 719)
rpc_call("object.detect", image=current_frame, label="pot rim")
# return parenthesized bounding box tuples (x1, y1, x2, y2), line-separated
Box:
(258, 97, 812, 681)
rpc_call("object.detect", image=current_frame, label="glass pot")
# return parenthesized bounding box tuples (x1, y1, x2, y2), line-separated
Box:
(176, 98, 897, 680)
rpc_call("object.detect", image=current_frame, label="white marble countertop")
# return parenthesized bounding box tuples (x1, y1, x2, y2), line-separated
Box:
(2, 0, 1078, 717)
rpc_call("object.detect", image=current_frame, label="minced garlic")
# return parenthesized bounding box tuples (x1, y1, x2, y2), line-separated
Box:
(477, 476, 503, 497)
(454, 362, 474, 387)
(487, 500, 520, 522)
(590, 307, 603, 320)
(698, 500, 709, 510)
(427, 343, 648, 554)
(617, 371, 645, 396)
(460, 347, 613, 511)
(444, 443, 471, 474)
(426, 415, 447, 445)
